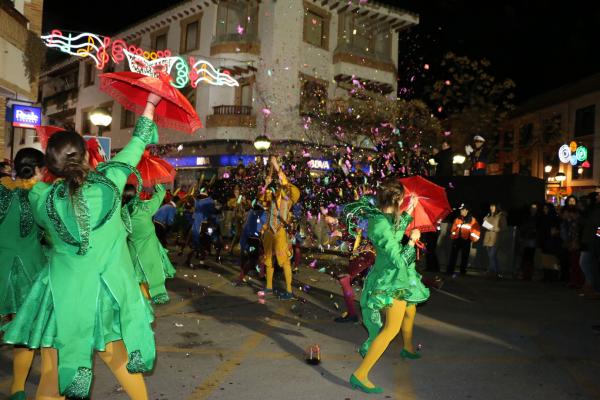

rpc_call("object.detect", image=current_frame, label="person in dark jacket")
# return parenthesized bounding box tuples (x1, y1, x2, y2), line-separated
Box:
(433, 141, 453, 177)
(579, 192, 600, 298)
(518, 203, 540, 281)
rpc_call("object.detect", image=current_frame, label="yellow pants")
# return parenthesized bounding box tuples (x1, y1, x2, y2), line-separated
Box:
(262, 227, 293, 293)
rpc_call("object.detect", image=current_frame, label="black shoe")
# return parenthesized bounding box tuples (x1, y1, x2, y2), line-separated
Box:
(334, 315, 359, 323)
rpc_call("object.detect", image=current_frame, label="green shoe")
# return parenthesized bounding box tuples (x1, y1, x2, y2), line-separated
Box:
(400, 348, 421, 359)
(9, 391, 26, 400)
(349, 374, 383, 394)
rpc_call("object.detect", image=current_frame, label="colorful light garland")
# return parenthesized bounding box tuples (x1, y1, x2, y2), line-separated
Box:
(558, 141, 588, 166)
(41, 29, 239, 88)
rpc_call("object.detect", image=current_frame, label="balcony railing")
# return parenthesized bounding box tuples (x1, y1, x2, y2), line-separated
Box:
(206, 105, 255, 128)
(212, 33, 259, 44)
(334, 43, 392, 63)
(213, 105, 252, 116)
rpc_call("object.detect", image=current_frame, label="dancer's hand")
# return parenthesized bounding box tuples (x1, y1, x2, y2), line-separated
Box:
(406, 194, 418, 214)
(409, 228, 421, 244)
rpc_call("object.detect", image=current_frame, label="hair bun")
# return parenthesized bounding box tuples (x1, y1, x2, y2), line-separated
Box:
(62, 161, 89, 193)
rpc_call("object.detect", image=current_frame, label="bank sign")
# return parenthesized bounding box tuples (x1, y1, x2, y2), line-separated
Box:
(12, 105, 42, 128)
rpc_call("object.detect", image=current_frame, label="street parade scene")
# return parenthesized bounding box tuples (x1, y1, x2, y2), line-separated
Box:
(1, 0, 600, 399)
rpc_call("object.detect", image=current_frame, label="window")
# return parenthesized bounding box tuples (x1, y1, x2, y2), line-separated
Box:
(121, 107, 136, 128)
(153, 31, 168, 50)
(519, 123, 533, 146)
(216, 0, 259, 42)
(542, 114, 562, 143)
(299, 75, 328, 116)
(82, 111, 91, 135)
(181, 17, 201, 53)
(303, 5, 330, 50)
(502, 130, 514, 150)
(575, 105, 595, 137)
(240, 84, 252, 107)
(519, 158, 532, 176)
(337, 12, 391, 60)
(84, 62, 95, 87)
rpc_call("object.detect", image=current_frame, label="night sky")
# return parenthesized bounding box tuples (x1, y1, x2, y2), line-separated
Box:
(42, 0, 600, 102)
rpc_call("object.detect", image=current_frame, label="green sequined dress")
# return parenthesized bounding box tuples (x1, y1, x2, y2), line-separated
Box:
(125, 184, 176, 304)
(1, 117, 158, 398)
(0, 178, 45, 316)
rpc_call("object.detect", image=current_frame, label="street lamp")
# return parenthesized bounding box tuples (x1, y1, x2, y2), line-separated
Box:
(253, 134, 271, 152)
(452, 154, 466, 164)
(89, 107, 112, 136)
(544, 165, 552, 173)
(555, 172, 566, 182)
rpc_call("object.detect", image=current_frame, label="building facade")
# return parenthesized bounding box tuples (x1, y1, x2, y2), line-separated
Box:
(1, 0, 45, 160)
(501, 74, 600, 200)
(38, 0, 417, 184)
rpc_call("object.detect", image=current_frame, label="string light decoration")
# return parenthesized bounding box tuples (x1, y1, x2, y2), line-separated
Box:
(41, 29, 239, 88)
(558, 142, 588, 166)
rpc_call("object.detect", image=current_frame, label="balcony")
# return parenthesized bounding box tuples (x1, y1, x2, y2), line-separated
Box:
(210, 33, 260, 56)
(0, 0, 28, 50)
(333, 44, 396, 74)
(206, 105, 256, 128)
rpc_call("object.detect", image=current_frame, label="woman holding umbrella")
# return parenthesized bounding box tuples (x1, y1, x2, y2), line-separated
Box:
(2, 94, 162, 399)
(344, 178, 421, 394)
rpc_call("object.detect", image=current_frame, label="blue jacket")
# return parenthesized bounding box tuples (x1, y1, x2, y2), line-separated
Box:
(191, 197, 217, 241)
(153, 203, 176, 226)
(240, 209, 266, 252)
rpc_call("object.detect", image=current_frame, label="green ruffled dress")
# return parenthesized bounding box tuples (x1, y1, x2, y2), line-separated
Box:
(124, 184, 176, 304)
(1, 117, 158, 398)
(344, 197, 430, 354)
(0, 178, 45, 316)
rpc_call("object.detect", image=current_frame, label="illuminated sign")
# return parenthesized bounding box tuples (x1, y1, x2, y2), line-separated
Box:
(558, 142, 587, 165)
(41, 30, 239, 88)
(307, 159, 331, 170)
(12, 105, 41, 128)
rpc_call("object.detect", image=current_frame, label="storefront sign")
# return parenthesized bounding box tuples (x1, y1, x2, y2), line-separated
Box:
(307, 159, 331, 170)
(164, 156, 209, 168)
(12, 105, 42, 128)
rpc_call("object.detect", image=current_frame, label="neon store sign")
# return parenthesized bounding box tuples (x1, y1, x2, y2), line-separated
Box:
(12, 105, 41, 128)
(41, 30, 239, 89)
(558, 141, 588, 166)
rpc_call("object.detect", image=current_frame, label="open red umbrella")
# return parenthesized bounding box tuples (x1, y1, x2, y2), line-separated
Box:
(399, 175, 451, 233)
(99, 71, 202, 134)
(35, 125, 63, 150)
(128, 150, 176, 188)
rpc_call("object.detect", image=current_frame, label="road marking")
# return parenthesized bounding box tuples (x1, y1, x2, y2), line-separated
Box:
(186, 305, 287, 400)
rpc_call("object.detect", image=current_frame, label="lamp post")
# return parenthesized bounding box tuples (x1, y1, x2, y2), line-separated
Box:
(253, 134, 271, 152)
(89, 107, 112, 137)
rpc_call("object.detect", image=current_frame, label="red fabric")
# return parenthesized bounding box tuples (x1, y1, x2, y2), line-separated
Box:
(128, 150, 176, 188)
(98, 71, 202, 134)
(86, 137, 106, 169)
(399, 176, 452, 233)
(35, 125, 63, 151)
(474, 161, 487, 170)
(450, 217, 481, 242)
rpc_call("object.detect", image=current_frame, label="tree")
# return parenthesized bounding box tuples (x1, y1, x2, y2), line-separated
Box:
(428, 52, 516, 155)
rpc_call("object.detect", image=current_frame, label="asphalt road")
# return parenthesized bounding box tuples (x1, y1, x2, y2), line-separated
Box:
(1, 250, 599, 400)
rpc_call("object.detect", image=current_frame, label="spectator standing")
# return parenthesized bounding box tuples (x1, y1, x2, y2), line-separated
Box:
(447, 204, 481, 276)
(433, 140, 453, 177)
(579, 193, 600, 298)
(518, 203, 540, 281)
(483, 203, 507, 278)
(560, 196, 583, 287)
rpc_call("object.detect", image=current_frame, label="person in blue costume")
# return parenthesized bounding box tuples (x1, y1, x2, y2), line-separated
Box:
(236, 202, 267, 284)
(0, 148, 46, 400)
(2, 93, 163, 400)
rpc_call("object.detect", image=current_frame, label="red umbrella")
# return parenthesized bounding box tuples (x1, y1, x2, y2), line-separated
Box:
(99, 71, 202, 134)
(399, 175, 451, 233)
(128, 150, 176, 188)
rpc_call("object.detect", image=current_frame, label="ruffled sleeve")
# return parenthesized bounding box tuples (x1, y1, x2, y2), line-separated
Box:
(103, 117, 157, 191)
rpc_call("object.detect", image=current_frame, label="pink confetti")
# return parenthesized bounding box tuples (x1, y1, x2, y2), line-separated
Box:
(236, 24, 245, 35)
(261, 108, 271, 116)
(424, 64, 430, 70)
(309, 259, 317, 268)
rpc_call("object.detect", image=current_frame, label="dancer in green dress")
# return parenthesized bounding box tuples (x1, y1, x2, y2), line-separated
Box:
(123, 183, 176, 304)
(2, 93, 163, 400)
(344, 179, 423, 394)
(0, 148, 45, 400)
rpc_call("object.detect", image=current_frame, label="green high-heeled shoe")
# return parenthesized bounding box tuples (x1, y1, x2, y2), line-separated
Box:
(400, 348, 421, 359)
(9, 391, 26, 400)
(349, 374, 383, 394)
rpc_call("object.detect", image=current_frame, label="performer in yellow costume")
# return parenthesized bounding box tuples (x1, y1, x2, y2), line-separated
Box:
(259, 156, 300, 300)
